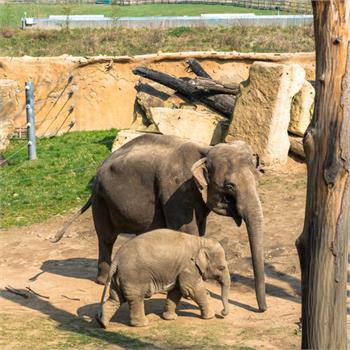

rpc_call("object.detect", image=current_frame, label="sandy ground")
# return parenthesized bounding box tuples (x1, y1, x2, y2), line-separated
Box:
(0, 158, 347, 349)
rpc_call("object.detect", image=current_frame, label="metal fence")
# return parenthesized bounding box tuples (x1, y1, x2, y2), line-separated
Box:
(22, 13, 313, 29)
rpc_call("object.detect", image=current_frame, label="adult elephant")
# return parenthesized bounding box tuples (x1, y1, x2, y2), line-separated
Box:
(53, 134, 267, 312)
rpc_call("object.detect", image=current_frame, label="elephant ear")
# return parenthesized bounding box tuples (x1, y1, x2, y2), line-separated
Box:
(191, 158, 208, 203)
(195, 248, 209, 276)
(251, 153, 263, 179)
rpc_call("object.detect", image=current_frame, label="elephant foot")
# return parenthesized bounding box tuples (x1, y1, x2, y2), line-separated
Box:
(162, 311, 178, 320)
(96, 262, 111, 285)
(130, 317, 149, 327)
(95, 273, 108, 285)
(201, 309, 215, 320)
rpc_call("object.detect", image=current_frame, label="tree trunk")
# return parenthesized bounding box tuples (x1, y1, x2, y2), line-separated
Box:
(133, 67, 237, 118)
(295, 1, 350, 349)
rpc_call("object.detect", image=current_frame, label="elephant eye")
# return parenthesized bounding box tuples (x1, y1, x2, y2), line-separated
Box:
(218, 266, 226, 271)
(225, 182, 237, 192)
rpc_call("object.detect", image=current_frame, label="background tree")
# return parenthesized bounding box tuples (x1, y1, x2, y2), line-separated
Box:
(296, 0, 350, 349)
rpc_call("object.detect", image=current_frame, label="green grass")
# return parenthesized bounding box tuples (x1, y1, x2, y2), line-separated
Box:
(0, 130, 116, 228)
(0, 313, 156, 349)
(0, 312, 254, 349)
(0, 25, 314, 56)
(0, 3, 282, 27)
(0, 311, 297, 349)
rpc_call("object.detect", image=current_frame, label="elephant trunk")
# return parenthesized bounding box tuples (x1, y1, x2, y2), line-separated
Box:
(243, 192, 267, 312)
(220, 268, 231, 316)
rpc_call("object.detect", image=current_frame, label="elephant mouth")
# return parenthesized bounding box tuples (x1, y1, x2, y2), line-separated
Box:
(210, 193, 242, 226)
(224, 193, 243, 227)
(211, 195, 229, 216)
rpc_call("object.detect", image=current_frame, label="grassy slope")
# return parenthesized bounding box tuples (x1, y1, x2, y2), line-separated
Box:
(0, 25, 314, 56)
(0, 130, 116, 228)
(0, 3, 280, 27)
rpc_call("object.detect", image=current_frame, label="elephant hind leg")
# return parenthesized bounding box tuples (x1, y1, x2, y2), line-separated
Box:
(97, 289, 123, 329)
(92, 195, 118, 285)
(128, 297, 149, 327)
(163, 288, 182, 320)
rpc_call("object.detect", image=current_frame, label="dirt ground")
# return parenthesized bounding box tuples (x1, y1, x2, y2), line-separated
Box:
(0, 157, 346, 349)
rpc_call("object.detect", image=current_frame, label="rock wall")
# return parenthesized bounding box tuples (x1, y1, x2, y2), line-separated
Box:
(226, 62, 306, 165)
(0, 52, 315, 139)
(289, 80, 315, 136)
(0, 79, 19, 152)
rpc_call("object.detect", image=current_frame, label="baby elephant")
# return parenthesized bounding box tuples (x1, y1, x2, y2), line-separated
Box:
(96, 229, 230, 327)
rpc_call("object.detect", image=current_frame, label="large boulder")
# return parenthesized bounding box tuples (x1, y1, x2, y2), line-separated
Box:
(226, 62, 305, 166)
(150, 107, 229, 145)
(0, 79, 19, 152)
(112, 129, 154, 152)
(133, 79, 185, 130)
(289, 80, 315, 136)
(289, 134, 305, 160)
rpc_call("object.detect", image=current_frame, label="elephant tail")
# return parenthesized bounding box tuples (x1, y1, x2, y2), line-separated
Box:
(50, 196, 92, 243)
(100, 262, 118, 304)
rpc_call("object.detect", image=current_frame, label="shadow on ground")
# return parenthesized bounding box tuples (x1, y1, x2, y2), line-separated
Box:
(228, 261, 301, 305)
(95, 135, 115, 151)
(29, 258, 97, 282)
(0, 289, 166, 348)
(77, 298, 201, 326)
(30, 257, 302, 313)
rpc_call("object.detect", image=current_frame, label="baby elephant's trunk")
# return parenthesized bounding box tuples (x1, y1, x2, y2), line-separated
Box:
(220, 269, 231, 316)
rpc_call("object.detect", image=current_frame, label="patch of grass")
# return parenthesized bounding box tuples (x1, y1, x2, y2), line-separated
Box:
(167, 26, 193, 37)
(151, 321, 233, 348)
(0, 130, 116, 228)
(0, 25, 314, 56)
(0, 313, 157, 349)
(0, 310, 296, 350)
(0, 3, 284, 28)
(0, 312, 259, 349)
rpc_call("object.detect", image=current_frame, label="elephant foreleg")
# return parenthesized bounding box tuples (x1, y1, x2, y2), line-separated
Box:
(163, 288, 182, 320)
(92, 196, 118, 285)
(190, 282, 214, 320)
(128, 297, 149, 327)
(97, 235, 117, 285)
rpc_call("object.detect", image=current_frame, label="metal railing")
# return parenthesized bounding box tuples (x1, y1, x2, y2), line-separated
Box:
(22, 13, 313, 29)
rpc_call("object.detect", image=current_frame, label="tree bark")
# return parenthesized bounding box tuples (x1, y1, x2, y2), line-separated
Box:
(296, 1, 350, 349)
(133, 67, 237, 118)
(185, 58, 212, 78)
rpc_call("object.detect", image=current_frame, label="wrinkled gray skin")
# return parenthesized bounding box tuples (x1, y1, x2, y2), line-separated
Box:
(54, 134, 266, 312)
(96, 229, 231, 327)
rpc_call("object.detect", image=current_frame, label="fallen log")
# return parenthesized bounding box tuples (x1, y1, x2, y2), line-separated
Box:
(186, 58, 242, 91)
(185, 58, 212, 78)
(133, 67, 236, 118)
(181, 76, 239, 95)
